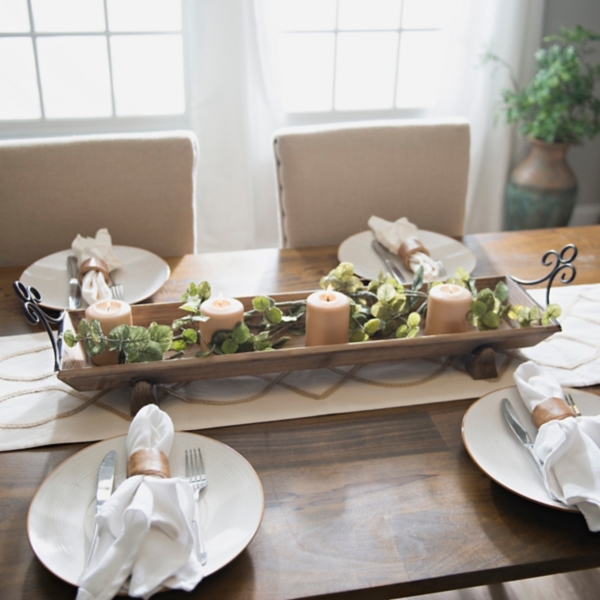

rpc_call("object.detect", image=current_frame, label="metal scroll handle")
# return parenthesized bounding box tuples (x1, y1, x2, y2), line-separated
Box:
(13, 281, 65, 372)
(510, 243, 577, 307)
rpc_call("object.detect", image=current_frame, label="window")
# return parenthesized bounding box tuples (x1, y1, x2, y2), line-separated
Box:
(0, 0, 187, 137)
(267, 0, 450, 116)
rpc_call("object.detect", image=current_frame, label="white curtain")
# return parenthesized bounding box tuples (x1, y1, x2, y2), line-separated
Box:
(427, 0, 545, 233)
(186, 0, 285, 252)
(187, 0, 545, 251)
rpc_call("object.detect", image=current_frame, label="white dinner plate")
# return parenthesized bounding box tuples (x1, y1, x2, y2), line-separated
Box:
(338, 230, 477, 282)
(28, 432, 265, 588)
(19, 246, 170, 310)
(462, 386, 600, 512)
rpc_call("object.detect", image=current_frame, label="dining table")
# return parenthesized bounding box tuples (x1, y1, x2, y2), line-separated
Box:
(1, 224, 600, 600)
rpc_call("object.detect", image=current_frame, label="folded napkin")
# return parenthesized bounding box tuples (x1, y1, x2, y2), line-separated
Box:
(514, 361, 600, 531)
(77, 405, 203, 600)
(72, 229, 123, 306)
(368, 216, 440, 282)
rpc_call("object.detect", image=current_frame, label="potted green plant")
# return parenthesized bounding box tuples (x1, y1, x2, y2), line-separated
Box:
(485, 26, 600, 230)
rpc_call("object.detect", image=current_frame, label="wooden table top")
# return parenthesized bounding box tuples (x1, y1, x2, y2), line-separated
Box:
(1, 225, 600, 600)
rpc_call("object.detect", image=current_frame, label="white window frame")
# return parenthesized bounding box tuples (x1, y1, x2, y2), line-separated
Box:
(0, 0, 191, 140)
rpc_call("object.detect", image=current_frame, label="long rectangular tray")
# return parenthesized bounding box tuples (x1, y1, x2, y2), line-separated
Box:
(58, 276, 560, 392)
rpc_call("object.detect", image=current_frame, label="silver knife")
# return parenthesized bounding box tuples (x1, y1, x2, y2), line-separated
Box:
(67, 255, 81, 310)
(371, 240, 405, 283)
(501, 398, 575, 509)
(86, 450, 117, 566)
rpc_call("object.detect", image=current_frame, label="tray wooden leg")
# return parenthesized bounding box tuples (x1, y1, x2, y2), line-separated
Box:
(464, 345, 498, 380)
(130, 380, 159, 416)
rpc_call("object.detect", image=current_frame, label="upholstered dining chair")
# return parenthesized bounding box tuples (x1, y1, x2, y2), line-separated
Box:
(0, 130, 198, 267)
(273, 118, 470, 248)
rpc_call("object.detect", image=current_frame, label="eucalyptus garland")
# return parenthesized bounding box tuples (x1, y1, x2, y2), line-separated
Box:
(63, 262, 561, 363)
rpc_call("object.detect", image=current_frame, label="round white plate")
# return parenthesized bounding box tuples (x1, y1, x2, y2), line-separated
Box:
(28, 432, 265, 588)
(20, 246, 170, 310)
(462, 386, 600, 511)
(338, 230, 477, 281)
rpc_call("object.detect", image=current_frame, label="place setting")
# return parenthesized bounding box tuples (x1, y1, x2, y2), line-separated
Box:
(463, 361, 600, 528)
(19, 229, 170, 310)
(338, 215, 477, 283)
(28, 404, 265, 598)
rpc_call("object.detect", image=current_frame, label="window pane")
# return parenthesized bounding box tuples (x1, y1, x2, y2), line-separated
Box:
(110, 34, 185, 116)
(335, 32, 398, 110)
(107, 0, 182, 32)
(0, 0, 30, 33)
(396, 31, 445, 107)
(0, 38, 41, 119)
(277, 33, 335, 112)
(338, 0, 401, 31)
(270, 0, 337, 31)
(31, 0, 105, 33)
(402, 0, 452, 30)
(37, 36, 112, 118)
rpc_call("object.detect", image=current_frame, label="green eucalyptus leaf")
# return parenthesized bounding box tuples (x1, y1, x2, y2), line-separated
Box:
(407, 312, 421, 328)
(197, 281, 211, 302)
(252, 296, 272, 312)
(63, 329, 77, 347)
(253, 338, 271, 351)
(541, 303, 562, 325)
(494, 281, 509, 302)
(149, 323, 174, 352)
(180, 298, 202, 313)
(411, 265, 424, 291)
(221, 338, 239, 354)
(232, 322, 251, 344)
(471, 300, 488, 318)
(481, 312, 501, 329)
(529, 306, 541, 322)
(371, 301, 392, 321)
(181, 328, 198, 344)
(108, 324, 130, 352)
(171, 339, 187, 352)
(265, 306, 283, 324)
(77, 319, 90, 337)
(271, 336, 291, 349)
(396, 324, 409, 338)
(334, 262, 354, 280)
(407, 327, 419, 338)
(364, 318, 381, 335)
(128, 340, 164, 363)
(89, 319, 104, 344)
(377, 283, 396, 303)
(350, 330, 369, 342)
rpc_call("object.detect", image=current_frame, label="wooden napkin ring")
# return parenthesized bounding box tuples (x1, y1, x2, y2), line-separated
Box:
(531, 397, 575, 429)
(398, 238, 430, 269)
(127, 448, 170, 478)
(79, 257, 110, 284)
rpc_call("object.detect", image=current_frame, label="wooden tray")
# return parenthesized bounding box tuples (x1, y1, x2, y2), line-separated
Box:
(58, 276, 559, 393)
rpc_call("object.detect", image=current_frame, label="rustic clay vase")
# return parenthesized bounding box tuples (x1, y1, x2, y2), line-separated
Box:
(504, 138, 577, 230)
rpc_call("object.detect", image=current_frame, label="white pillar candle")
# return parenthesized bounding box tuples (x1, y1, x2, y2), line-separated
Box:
(305, 289, 350, 346)
(85, 299, 133, 366)
(425, 284, 472, 336)
(199, 297, 245, 350)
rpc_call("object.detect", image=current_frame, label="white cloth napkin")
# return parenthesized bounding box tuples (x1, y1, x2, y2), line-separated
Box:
(72, 229, 123, 305)
(76, 405, 203, 600)
(520, 285, 600, 387)
(514, 361, 600, 531)
(368, 216, 440, 282)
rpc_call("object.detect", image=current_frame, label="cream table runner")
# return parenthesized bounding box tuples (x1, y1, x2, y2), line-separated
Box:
(1, 283, 597, 452)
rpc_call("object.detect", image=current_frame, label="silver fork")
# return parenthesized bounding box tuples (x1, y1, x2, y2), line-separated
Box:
(108, 271, 124, 300)
(565, 393, 582, 417)
(185, 448, 208, 565)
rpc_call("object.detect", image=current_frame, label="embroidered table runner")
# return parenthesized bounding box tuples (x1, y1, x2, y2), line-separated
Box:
(1, 284, 597, 452)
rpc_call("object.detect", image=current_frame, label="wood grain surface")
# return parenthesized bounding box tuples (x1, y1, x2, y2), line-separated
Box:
(1, 225, 600, 600)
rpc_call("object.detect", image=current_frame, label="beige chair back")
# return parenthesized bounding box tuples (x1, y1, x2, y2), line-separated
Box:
(0, 131, 198, 267)
(273, 119, 470, 248)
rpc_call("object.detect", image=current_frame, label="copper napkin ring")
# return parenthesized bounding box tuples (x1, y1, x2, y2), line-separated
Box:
(79, 257, 110, 284)
(531, 397, 575, 429)
(398, 238, 429, 269)
(127, 448, 170, 478)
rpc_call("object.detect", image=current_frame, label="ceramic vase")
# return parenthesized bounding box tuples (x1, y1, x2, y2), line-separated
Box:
(504, 138, 577, 230)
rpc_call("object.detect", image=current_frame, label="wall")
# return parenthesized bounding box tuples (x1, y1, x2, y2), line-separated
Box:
(543, 0, 600, 224)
